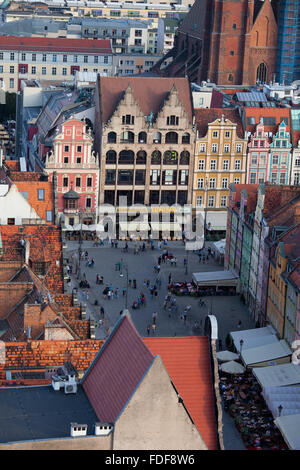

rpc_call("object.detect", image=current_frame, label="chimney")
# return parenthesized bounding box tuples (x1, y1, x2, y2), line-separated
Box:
(95, 423, 113, 436)
(25, 239, 30, 264)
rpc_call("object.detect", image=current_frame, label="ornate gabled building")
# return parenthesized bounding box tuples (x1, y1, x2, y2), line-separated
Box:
(153, 0, 279, 86)
(269, 121, 292, 185)
(44, 118, 100, 226)
(94, 76, 195, 207)
(247, 122, 270, 184)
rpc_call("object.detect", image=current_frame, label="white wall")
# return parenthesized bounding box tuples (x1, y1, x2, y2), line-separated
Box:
(0, 184, 41, 224)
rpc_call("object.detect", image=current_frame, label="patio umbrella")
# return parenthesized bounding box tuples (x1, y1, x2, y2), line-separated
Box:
(216, 350, 240, 362)
(220, 360, 245, 374)
(62, 224, 74, 231)
(73, 224, 89, 231)
(88, 224, 104, 232)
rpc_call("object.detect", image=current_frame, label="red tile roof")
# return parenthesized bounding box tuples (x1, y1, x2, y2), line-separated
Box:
(244, 107, 291, 135)
(4, 160, 20, 171)
(194, 108, 244, 139)
(82, 315, 154, 423)
(144, 336, 218, 450)
(0, 225, 63, 293)
(0, 36, 112, 54)
(263, 184, 300, 218)
(99, 76, 193, 124)
(0, 340, 103, 379)
(12, 180, 54, 223)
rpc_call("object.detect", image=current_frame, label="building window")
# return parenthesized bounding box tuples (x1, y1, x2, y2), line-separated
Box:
(42, 53, 47, 62)
(196, 196, 203, 207)
(10, 66, 14, 74)
(225, 131, 231, 138)
(52, 67, 57, 76)
(62, 68, 67, 76)
(212, 131, 218, 138)
(21, 53, 26, 61)
(224, 144, 230, 153)
(212, 144, 218, 153)
(252, 155, 257, 165)
(167, 115, 179, 126)
(250, 173, 256, 184)
(199, 144, 206, 152)
(31, 67, 36, 74)
(42, 67, 46, 75)
(198, 160, 205, 170)
(87, 177, 92, 187)
(279, 173, 286, 184)
(84, 55, 88, 63)
(273, 155, 279, 165)
(197, 178, 204, 189)
(209, 178, 216, 189)
(53, 54, 57, 62)
(63, 177, 68, 187)
(210, 160, 217, 170)
(64, 145, 69, 152)
(236, 144, 242, 152)
(208, 196, 214, 207)
(38, 189, 45, 200)
(7, 218, 15, 225)
(122, 115, 134, 125)
(46, 211, 52, 222)
(221, 196, 227, 207)
(223, 160, 229, 170)
(76, 157, 81, 164)
(86, 197, 92, 208)
(74, 55, 78, 63)
(234, 178, 240, 184)
(9, 78, 14, 89)
(271, 173, 277, 183)
(235, 160, 241, 170)
(104, 56, 108, 64)
(10, 53, 14, 60)
(20, 65, 26, 74)
(230, 51, 234, 56)
(32, 53, 36, 62)
(75, 177, 81, 188)
(63, 54, 67, 63)
(222, 178, 228, 189)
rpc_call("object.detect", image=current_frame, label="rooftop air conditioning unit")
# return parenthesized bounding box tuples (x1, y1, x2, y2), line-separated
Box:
(65, 382, 77, 394)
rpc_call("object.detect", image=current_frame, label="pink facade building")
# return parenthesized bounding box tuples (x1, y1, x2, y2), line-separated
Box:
(247, 122, 270, 184)
(44, 118, 100, 226)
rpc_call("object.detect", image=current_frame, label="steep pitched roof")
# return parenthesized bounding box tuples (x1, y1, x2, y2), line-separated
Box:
(99, 76, 193, 124)
(82, 315, 154, 423)
(195, 108, 245, 139)
(177, 0, 209, 40)
(244, 107, 291, 135)
(144, 336, 218, 450)
(263, 185, 300, 219)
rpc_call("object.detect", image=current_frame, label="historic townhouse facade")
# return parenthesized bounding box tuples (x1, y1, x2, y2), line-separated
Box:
(285, 264, 300, 347)
(269, 121, 292, 185)
(0, 36, 113, 92)
(94, 76, 195, 208)
(290, 140, 300, 186)
(194, 110, 247, 234)
(247, 122, 270, 184)
(44, 118, 100, 226)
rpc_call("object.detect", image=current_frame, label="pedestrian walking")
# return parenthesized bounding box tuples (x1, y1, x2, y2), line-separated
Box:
(122, 287, 126, 296)
(154, 289, 158, 300)
(237, 320, 242, 329)
(100, 306, 105, 318)
(152, 311, 157, 324)
(147, 325, 150, 336)
(133, 279, 137, 289)
(152, 323, 156, 335)
(168, 273, 172, 285)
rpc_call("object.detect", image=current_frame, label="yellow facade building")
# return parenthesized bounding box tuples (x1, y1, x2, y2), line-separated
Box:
(193, 109, 248, 234)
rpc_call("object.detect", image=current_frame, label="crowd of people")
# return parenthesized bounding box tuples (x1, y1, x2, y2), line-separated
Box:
(220, 370, 287, 450)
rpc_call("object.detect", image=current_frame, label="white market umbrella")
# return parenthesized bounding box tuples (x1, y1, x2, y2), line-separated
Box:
(220, 361, 245, 374)
(62, 224, 74, 231)
(216, 350, 240, 362)
(88, 224, 104, 232)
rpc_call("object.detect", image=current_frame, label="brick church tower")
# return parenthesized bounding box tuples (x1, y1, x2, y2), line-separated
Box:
(154, 0, 279, 86)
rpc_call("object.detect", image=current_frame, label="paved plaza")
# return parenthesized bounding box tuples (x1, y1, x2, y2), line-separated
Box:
(65, 239, 255, 343)
(66, 239, 252, 450)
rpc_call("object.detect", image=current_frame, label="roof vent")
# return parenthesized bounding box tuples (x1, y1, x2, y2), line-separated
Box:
(95, 423, 114, 436)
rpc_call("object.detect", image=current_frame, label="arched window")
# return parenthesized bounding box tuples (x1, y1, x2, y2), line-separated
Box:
(106, 150, 116, 164)
(182, 133, 190, 144)
(153, 132, 162, 144)
(151, 150, 161, 165)
(138, 132, 147, 144)
(120, 131, 134, 144)
(136, 150, 147, 164)
(163, 150, 178, 165)
(165, 132, 178, 144)
(256, 63, 267, 84)
(180, 150, 190, 165)
(119, 150, 134, 164)
(107, 132, 117, 144)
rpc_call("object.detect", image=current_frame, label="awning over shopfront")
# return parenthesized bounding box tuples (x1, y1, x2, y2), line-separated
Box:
(230, 325, 277, 353)
(262, 386, 300, 418)
(192, 269, 238, 287)
(206, 211, 227, 231)
(274, 414, 300, 449)
(240, 340, 292, 367)
(253, 363, 300, 389)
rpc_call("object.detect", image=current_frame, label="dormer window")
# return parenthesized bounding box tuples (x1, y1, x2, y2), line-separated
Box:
(122, 115, 134, 125)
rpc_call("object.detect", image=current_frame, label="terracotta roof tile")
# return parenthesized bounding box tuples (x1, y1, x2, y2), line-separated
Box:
(12, 180, 53, 223)
(244, 107, 291, 135)
(144, 336, 218, 450)
(0, 36, 112, 54)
